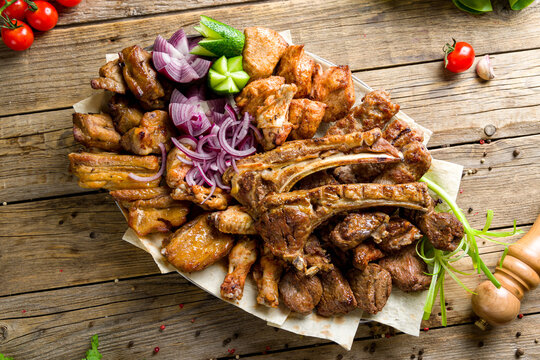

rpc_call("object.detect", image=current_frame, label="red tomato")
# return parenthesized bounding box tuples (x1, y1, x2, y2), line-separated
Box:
(25, 1, 58, 32)
(0, 0, 28, 20)
(55, 0, 82, 6)
(1, 20, 34, 51)
(443, 39, 475, 73)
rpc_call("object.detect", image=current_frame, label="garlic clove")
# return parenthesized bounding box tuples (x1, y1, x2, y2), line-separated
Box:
(476, 54, 495, 81)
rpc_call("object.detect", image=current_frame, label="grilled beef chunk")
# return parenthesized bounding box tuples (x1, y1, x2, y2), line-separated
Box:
(329, 212, 390, 251)
(374, 140, 431, 184)
(90, 59, 127, 94)
(235, 76, 285, 117)
(352, 242, 385, 271)
(379, 244, 431, 292)
(348, 264, 392, 315)
(316, 268, 357, 317)
(279, 269, 323, 315)
(120, 110, 173, 155)
(253, 246, 284, 308)
(72, 113, 122, 151)
(288, 98, 327, 140)
(108, 94, 144, 134)
(382, 118, 424, 149)
(209, 205, 257, 235)
(352, 90, 400, 131)
(276, 45, 315, 98)
(304, 235, 334, 275)
(243, 27, 288, 81)
(221, 236, 258, 301)
(376, 216, 422, 253)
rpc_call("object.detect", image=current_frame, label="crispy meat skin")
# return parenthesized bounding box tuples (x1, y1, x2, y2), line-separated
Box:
(294, 170, 338, 191)
(224, 128, 402, 212)
(121, 110, 173, 155)
(304, 235, 333, 275)
(69, 152, 160, 190)
(352, 242, 385, 271)
(221, 236, 258, 301)
(288, 98, 327, 140)
(279, 269, 322, 315)
(348, 264, 392, 315)
(209, 205, 257, 235)
(275, 45, 315, 98)
(253, 246, 284, 308)
(72, 113, 122, 151)
(242, 27, 288, 81)
(329, 212, 390, 251)
(90, 59, 126, 94)
(376, 216, 422, 253)
(235, 76, 285, 117)
(379, 244, 432, 292)
(316, 268, 357, 317)
(119, 45, 166, 109)
(256, 183, 432, 270)
(311, 65, 355, 122)
(108, 94, 144, 134)
(162, 214, 234, 273)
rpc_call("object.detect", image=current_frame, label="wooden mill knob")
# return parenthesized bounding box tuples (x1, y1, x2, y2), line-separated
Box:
(471, 215, 540, 327)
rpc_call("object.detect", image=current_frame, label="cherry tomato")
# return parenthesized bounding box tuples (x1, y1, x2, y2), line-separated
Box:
(443, 39, 475, 73)
(0, 0, 28, 20)
(1, 20, 34, 51)
(55, 0, 82, 6)
(25, 1, 58, 32)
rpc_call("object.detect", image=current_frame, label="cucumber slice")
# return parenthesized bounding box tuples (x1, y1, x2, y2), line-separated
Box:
(193, 15, 245, 57)
(211, 56, 229, 74)
(208, 69, 227, 89)
(213, 77, 240, 95)
(190, 44, 217, 57)
(227, 56, 244, 73)
(230, 71, 250, 89)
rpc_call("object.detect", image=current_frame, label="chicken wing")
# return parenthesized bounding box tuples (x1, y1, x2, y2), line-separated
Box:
(90, 59, 127, 94)
(242, 27, 288, 81)
(288, 98, 327, 140)
(162, 214, 235, 273)
(120, 110, 173, 155)
(209, 205, 257, 235)
(235, 76, 285, 118)
(311, 65, 355, 122)
(108, 94, 144, 134)
(252, 245, 284, 308)
(72, 113, 122, 151)
(221, 236, 258, 301)
(275, 45, 315, 98)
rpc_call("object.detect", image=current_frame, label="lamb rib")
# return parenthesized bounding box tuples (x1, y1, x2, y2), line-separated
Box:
(255, 182, 432, 271)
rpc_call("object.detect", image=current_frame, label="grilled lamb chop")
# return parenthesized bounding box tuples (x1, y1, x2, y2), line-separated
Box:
(352, 242, 385, 271)
(348, 264, 392, 315)
(221, 236, 258, 301)
(242, 27, 289, 81)
(329, 212, 390, 251)
(275, 45, 316, 98)
(279, 269, 322, 315)
(90, 59, 127, 94)
(379, 244, 432, 292)
(72, 113, 122, 151)
(209, 205, 257, 235)
(256, 182, 432, 270)
(224, 128, 403, 213)
(311, 65, 355, 122)
(316, 268, 357, 317)
(252, 245, 284, 308)
(374, 140, 431, 184)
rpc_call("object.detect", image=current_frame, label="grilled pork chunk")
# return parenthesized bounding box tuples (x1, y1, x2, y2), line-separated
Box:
(316, 268, 357, 317)
(90, 59, 127, 94)
(209, 205, 257, 235)
(73, 113, 122, 151)
(120, 110, 173, 155)
(275, 45, 316, 98)
(108, 94, 144, 134)
(235, 76, 285, 118)
(311, 65, 355, 122)
(288, 98, 327, 140)
(242, 27, 288, 81)
(221, 236, 258, 301)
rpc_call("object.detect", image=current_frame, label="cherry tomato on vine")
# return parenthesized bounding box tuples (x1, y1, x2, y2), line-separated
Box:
(1, 20, 34, 51)
(0, 0, 28, 20)
(55, 0, 82, 6)
(25, 1, 57, 32)
(443, 39, 475, 73)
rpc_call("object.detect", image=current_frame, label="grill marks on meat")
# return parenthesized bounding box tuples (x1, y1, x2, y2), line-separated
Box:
(311, 65, 355, 122)
(352, 242, 385, 271)
(288, 98, 327, 140)
(379, 244, 432, 292)
(276, 45, 315, 98)
(209, 205, 257, 235)
(329, 212, 389, 251)
(316, 268, 357, 317)
(69, 152, 161, 190)
(221, 236, 258, 301)
(235, 76, 285, 118)
(253, 245, 284, 308)
(120, 110, 174, 155)
(256, 183, 432, 270)
(73, 113, 122, 151)
(375, 216, 422, 253)
(279, 269, 322, 315)
(348, 264, 392, 315)
(108, 94, 144, 134)
(224, 128, 403, 212)
(242, 27, 289, 81)
(91, 59, 127, 94)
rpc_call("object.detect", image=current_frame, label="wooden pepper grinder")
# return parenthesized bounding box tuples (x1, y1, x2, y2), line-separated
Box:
(472, 215, 540, 329)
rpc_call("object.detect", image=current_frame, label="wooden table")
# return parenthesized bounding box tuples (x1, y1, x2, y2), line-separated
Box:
(1, 1, 539, 359)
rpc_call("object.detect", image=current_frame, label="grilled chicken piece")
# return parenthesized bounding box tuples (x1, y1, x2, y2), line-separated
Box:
(376, 216, 422, 253)
(119, 45, 167, 110)
(304, 235, 333, 275)
(90, 59, 127, 94)
(329, 212, 390, 251)
(209, 205, 257, 235)
(253, 245, 284, 308)
(69, 152, 161, 190)
(110, 187, 189, 236)
(235, 76, 285, 118)
(256, 83, 297, 150)
(379, 244, 432, 292)
(275, 45, 315, 98)
(108, 94, 144, 134)
(348, 264, 392, 315)
(73, 113, 122, 151)
(221, 236, 258, 301)
(288, 98, 327, 140)
(316, 268, 357, 317)
(162, 214, 235, 273)
(256, 183, 432, 270)
(294, 170, 338, 190)
(242, 27, 288, 81)
(120, 110, 173, 155)
(311, 65, 355, 122)
(352, 242, 385, 271)
(167, 147, 230, 210)
(224, 128, 403, 212)
(326, 113, 363, 136)
(279, 269, 322, 315)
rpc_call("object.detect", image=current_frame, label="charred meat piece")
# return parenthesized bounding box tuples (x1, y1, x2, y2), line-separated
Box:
(73, 113, 122, 151)
(108, 94, 144, 134)
(279, 269, 322, 315)
(379, 244, 432, 292)
(256, 83, 297, 150)
(304, 235, 333, 275)
(90, 59, 127, 94)
(382, 118, 424, 149)
(162, 214, 235, 273)
(119, 45, 167, 109)
(288, 98, 327, 140)
(374, 141, 431, 184)
(209, 205, 257, 235)
(294, 170, 338, 191)
(352, 90, 400, 131)
(253, 246, 284, 308)
(275, 45, 315, 98)
(311, 65, 355, 122)
(316, 268, 357, 317)
(221, 236, 258, 301)
(242, 27, 288, 81)
(326, 113, 363, 136)
(166, 147, 230, 210)
(69, 152, 161, 190)
(256, 182, 432, 270)
(352, 242, 385, 271)
(348, 264, 392, 315)
(224, 128, 403, 212)
(235, 76, 285, 118)
(329, 212, 390, 251)
(376, 216, 422, 253)
(121, 110, 173, 155)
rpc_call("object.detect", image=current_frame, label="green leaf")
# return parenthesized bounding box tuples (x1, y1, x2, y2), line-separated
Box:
(82, 334, 102, 360)
(0, 353, 15, 360)
(509, 0, 535, 10)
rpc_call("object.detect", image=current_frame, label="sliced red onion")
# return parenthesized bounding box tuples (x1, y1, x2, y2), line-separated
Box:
(176, 154, 194, 166)
(129, 143, 166, 182)
(200, 184, 216, 205)
(218, 118, 257, 157)
(172, 137, 216, 161)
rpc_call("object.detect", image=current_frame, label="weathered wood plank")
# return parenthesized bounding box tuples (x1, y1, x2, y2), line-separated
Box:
(1, 0, 539, 116)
